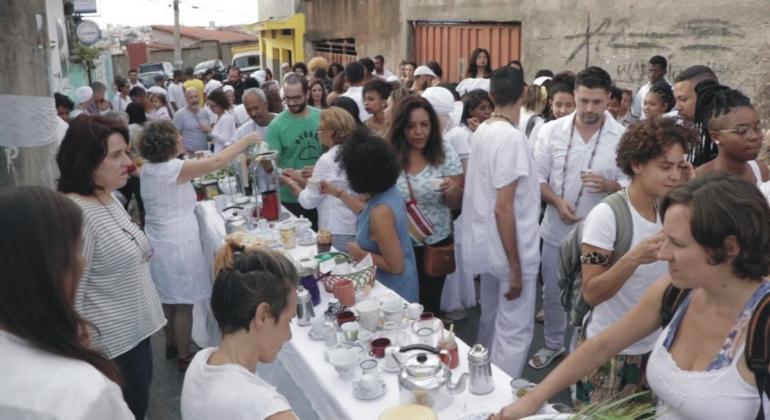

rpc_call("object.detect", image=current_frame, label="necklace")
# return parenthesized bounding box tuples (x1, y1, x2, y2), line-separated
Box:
(561, 116, 605, 210)
(490, 112, 518, 128)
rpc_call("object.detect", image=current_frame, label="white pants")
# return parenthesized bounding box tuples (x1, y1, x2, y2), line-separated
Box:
(477, 272, 536, 379)
(441, 216, 477, 311)
(541, 241, 568, 350)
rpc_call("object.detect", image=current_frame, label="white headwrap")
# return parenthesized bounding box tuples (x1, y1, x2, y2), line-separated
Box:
(251, 69, 267, 85)
(456, 78, 490, 96)
(204, 80, 223, 96)
(74, 86, 93, 104)
(422, 87, 455, 116)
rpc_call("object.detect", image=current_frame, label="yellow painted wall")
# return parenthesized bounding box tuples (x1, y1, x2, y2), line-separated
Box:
(254, 13, 305, 75)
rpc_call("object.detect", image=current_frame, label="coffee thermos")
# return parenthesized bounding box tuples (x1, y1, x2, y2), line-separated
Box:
(468, 344, 494, 394)
(295, 286, 315, 327)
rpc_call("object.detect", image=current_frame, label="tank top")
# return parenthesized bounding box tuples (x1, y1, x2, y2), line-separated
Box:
(646, 282, 770, 420)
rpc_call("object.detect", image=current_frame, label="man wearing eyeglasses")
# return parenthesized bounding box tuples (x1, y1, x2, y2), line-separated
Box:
(266, 72, 322, 228)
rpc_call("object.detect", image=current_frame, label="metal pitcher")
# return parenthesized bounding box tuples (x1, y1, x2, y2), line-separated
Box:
(467, 343, 494, 395)
(295, 286, 314, 326)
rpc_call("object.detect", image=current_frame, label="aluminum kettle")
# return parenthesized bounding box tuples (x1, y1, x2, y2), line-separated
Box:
(222, 206, 248, 234)
(392, 344, 468, 412)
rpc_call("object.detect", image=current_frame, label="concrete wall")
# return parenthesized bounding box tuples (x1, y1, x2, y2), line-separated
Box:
(305, 0, 770, 122)
(151, 29, 199, 48)
(304, 0, 403, 75)
(259, 0, 298, 21)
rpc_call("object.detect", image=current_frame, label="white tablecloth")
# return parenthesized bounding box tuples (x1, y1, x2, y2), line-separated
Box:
(193, 200, 535, 419)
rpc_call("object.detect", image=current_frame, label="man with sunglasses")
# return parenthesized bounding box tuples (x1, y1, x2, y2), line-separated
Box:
(266, 72, 322, 227)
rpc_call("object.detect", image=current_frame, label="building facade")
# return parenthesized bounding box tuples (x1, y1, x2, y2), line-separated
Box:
(302, 0, 770, 122)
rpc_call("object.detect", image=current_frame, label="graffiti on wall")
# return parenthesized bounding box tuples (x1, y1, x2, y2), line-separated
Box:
(562, 16, 745, 71)
(614, 61, 733, 85)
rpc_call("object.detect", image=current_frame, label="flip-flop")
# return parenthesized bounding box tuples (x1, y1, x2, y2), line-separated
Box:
(535, 309, 545, 323)
(527, 346, 565, 370)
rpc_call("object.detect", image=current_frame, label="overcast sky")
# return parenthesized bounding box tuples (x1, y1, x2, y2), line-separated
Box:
(87, 0, 260, 27)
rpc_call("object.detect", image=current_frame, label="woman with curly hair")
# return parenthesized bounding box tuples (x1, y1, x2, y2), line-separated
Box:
(495, 118, 698, 418)
(389, 96, 464, 314)
(643, 80, 676, 120)
(139, 120, 261, 371)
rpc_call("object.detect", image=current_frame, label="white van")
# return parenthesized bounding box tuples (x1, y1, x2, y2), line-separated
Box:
(231, 52, 261, 76)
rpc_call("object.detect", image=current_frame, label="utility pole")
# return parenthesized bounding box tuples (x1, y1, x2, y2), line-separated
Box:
(173, 0, 182, 69)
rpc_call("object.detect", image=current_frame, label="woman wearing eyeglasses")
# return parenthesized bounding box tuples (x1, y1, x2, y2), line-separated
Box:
(57, 114, 166, 420)
(693, 81, 768, 185)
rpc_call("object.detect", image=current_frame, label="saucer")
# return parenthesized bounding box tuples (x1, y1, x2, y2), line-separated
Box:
(308, 329, 324, 341)
(381, 362, 401, 373)
(353, 379, 386, 400)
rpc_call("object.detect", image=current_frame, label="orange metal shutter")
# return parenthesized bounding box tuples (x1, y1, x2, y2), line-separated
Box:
(414, 22, 521, 83)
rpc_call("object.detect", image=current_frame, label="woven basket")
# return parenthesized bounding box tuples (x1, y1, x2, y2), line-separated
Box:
(322, 265, 377, 293)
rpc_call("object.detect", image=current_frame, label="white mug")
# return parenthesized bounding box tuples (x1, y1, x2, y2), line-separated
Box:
(310, 316, 325, 337)
(355, 299, 381, 332)
(359, 373, 379, 394)
(407, 303, 424, 320)
(307, 177, 321, 194)
(341, 321, 360, 342)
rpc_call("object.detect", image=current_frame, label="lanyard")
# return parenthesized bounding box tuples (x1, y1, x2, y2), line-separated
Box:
(561, 116, 605, 210)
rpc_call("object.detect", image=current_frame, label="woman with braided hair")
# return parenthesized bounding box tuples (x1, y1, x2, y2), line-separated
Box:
(693, 81, 768, 185)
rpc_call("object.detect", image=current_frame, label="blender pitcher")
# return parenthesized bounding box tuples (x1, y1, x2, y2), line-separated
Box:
(253, 150, 281, 221)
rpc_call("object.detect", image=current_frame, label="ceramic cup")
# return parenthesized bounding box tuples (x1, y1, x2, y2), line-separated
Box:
(428, 177, 444, 192)
(310, 316, 325, 337)
(341, 321, 360, 342)
(416, 326, 436, 346)
(358, 330, 374, 352)
(369, 337, 391, 358)
(336, 310, 358, 326)
(359, 373, 379, 395)
(360, 359, 379, 376)
(384, 346, 400, 371)
(355, 299, 381, 332)
(334, 279, 356, 307)
(510, 378, 536, 398)
(323, 325, 338, 348)
(381, 300, 405, 324)
(407, 303, 424, 320)
(279, 220, 296, 249)
(329, 348, 357, 380)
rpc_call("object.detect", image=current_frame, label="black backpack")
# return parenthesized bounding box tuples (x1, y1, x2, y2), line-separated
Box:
(660, 285, 770, 420)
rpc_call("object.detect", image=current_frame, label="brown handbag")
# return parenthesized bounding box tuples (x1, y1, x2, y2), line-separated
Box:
(423, 238, 456, 277)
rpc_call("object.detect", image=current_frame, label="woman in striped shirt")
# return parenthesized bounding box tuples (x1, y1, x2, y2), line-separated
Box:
(56, 114, 166, 420)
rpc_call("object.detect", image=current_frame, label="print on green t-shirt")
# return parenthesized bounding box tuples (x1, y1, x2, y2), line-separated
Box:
(266, 108, 322, 203)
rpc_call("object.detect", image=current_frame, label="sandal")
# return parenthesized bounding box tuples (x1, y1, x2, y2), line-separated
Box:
(535, 309, 545, 324)
(527, 346, 565, 370)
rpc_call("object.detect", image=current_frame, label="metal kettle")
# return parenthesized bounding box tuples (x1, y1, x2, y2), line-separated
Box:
(392, 344, 468, 412)
(222, 206, 247, 234)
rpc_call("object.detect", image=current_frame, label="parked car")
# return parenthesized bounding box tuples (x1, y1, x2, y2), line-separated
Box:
(138, 62, 174, 87)
(231, 52, 261, 76)
(193, 59, 226, 79)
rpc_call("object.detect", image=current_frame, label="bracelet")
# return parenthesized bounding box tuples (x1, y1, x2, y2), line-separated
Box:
(580, 252, 610, 267)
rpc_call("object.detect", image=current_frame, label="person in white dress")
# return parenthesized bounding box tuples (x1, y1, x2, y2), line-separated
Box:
(207, 89, 237, 153)
(0, 186, 133, 420)
(139, 120, 262, 371)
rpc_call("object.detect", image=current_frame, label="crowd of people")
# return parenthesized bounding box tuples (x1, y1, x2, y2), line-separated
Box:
(4, 46, 770, 420)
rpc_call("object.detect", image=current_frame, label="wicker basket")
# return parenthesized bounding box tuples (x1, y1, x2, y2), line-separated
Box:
(322, 265, 377, 293)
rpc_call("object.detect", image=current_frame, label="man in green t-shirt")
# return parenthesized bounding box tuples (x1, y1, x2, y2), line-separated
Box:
(266, 72, 322, 227)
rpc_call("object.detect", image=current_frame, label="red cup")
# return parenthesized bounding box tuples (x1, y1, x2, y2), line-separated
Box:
(369, 337, 391, 358)
(334, 279, 356, 307)
(336, 310, 358, 326)
(420, 312, 435, 321)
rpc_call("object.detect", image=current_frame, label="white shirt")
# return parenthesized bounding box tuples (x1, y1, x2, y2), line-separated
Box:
(298, 145, 357, 235)
(181, 347, 292, 420)
(375, 69, 394, 79)
(211, 112, 237, 153)
(444, 125, 472, 162)
(581, 192, 666, 354)
(233, 104, 250, 127)
(111, 95, 130, 112)
(129, 80, 145, 91)
(535, 111, 627, 246)
(168, 82, 186, 110)
(461, 120, 541, 280)
(231, 116, 274, 144)
(341, 86, 372, 122)
(0, 330, 133, 420)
